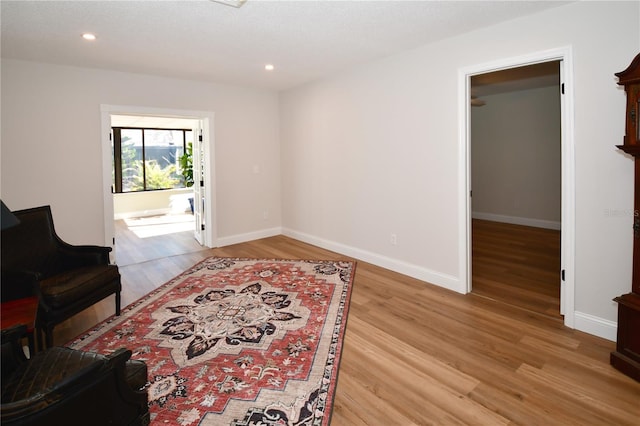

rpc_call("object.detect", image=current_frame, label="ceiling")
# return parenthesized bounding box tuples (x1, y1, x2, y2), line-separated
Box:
(1, 1, 569, 92)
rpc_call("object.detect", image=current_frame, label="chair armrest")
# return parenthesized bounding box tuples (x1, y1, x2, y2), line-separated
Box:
(44, 348, 131, 395)
(1, 270, 40, 302)
(57, 244, 112, 269)
(50, 353, 106, 393)
(105, 347, 132, 365)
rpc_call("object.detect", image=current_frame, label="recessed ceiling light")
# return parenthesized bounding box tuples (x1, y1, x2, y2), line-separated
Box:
(82, 33, 96, 41)
(265, 64, 275, 71)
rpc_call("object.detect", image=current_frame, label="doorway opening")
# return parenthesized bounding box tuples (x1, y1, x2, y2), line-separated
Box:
(110, 115, 200, 266)
(471, 61, 562, 318)
(100, 105, 216, 265)
(458, 47, 576, 328)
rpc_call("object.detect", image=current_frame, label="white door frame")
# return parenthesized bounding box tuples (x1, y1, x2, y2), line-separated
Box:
(192, 119, 205, 245)
(100, 105, 217, 259)
(457, 46, 576, 328)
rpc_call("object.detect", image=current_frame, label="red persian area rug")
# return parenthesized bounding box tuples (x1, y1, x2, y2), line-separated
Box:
(67, 257, 355, 425)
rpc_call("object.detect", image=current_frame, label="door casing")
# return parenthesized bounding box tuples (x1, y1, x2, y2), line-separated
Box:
(100, 105, 217, 260)
(457, 46, 575, 328)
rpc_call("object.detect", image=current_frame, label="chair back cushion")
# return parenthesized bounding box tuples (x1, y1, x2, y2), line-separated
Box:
(1, 206, 62, 278)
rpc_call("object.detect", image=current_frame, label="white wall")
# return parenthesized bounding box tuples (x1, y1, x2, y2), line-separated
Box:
(113, 189, 193, 219)
(1, 60, 281, 246)
(471, 85, 561, 229)
(280, 1, 639, 336)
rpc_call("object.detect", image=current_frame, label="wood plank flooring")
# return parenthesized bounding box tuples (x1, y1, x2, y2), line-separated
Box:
(472, 219, 561, 318)
(114, 215, 202, 267)
(52, 221, 639, 425)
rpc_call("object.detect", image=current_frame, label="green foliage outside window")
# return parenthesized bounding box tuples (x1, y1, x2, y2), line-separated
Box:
(126, 160, 179, 191)
(121, 139, 140, 192)
(179, 142, 194, 187)
(112, 127, 191, 193)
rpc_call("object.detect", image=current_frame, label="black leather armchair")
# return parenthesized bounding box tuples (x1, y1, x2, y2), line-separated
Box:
(1, 324, 149, 426)
(1, 205, 121, 348)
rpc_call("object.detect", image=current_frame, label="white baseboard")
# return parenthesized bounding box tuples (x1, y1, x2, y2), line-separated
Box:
(215, 227, 282, 248)
(574, 311, 617, 342)
(215, 228, 614, 342)
(472, 212, 561, 230)
(282, 227, 463, 293)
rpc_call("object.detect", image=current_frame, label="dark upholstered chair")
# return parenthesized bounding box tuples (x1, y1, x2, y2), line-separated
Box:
(1, 205, 121, 348)
(1, 324, 149, 426)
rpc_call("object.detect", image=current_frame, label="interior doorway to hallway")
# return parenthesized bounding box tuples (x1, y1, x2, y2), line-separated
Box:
(459, 47, 576, 328)
(470, 61, 562, 318)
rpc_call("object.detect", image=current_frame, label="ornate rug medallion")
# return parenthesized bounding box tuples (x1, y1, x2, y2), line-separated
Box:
(67, 257, 355, 425)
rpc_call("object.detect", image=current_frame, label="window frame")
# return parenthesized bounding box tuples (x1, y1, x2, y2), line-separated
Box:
(112, 126, 192, 193)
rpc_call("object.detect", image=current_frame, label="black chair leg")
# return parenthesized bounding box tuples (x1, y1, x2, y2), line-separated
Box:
(115, 292, 121, 316)
(27, 332, 36, 356)
(35, 327, 43, 354)
(44, 325, 54, 349)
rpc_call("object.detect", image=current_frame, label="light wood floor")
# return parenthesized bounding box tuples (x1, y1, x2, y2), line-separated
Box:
(54, 222, 639, 425)
(472, 219, 561, 318)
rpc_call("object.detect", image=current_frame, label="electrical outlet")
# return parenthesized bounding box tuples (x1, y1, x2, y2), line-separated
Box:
(390, 233, 397, 245)
(263, 210, 269, 221)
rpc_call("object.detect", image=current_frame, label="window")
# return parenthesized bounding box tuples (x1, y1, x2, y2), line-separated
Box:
(112, 127, 193, 193)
